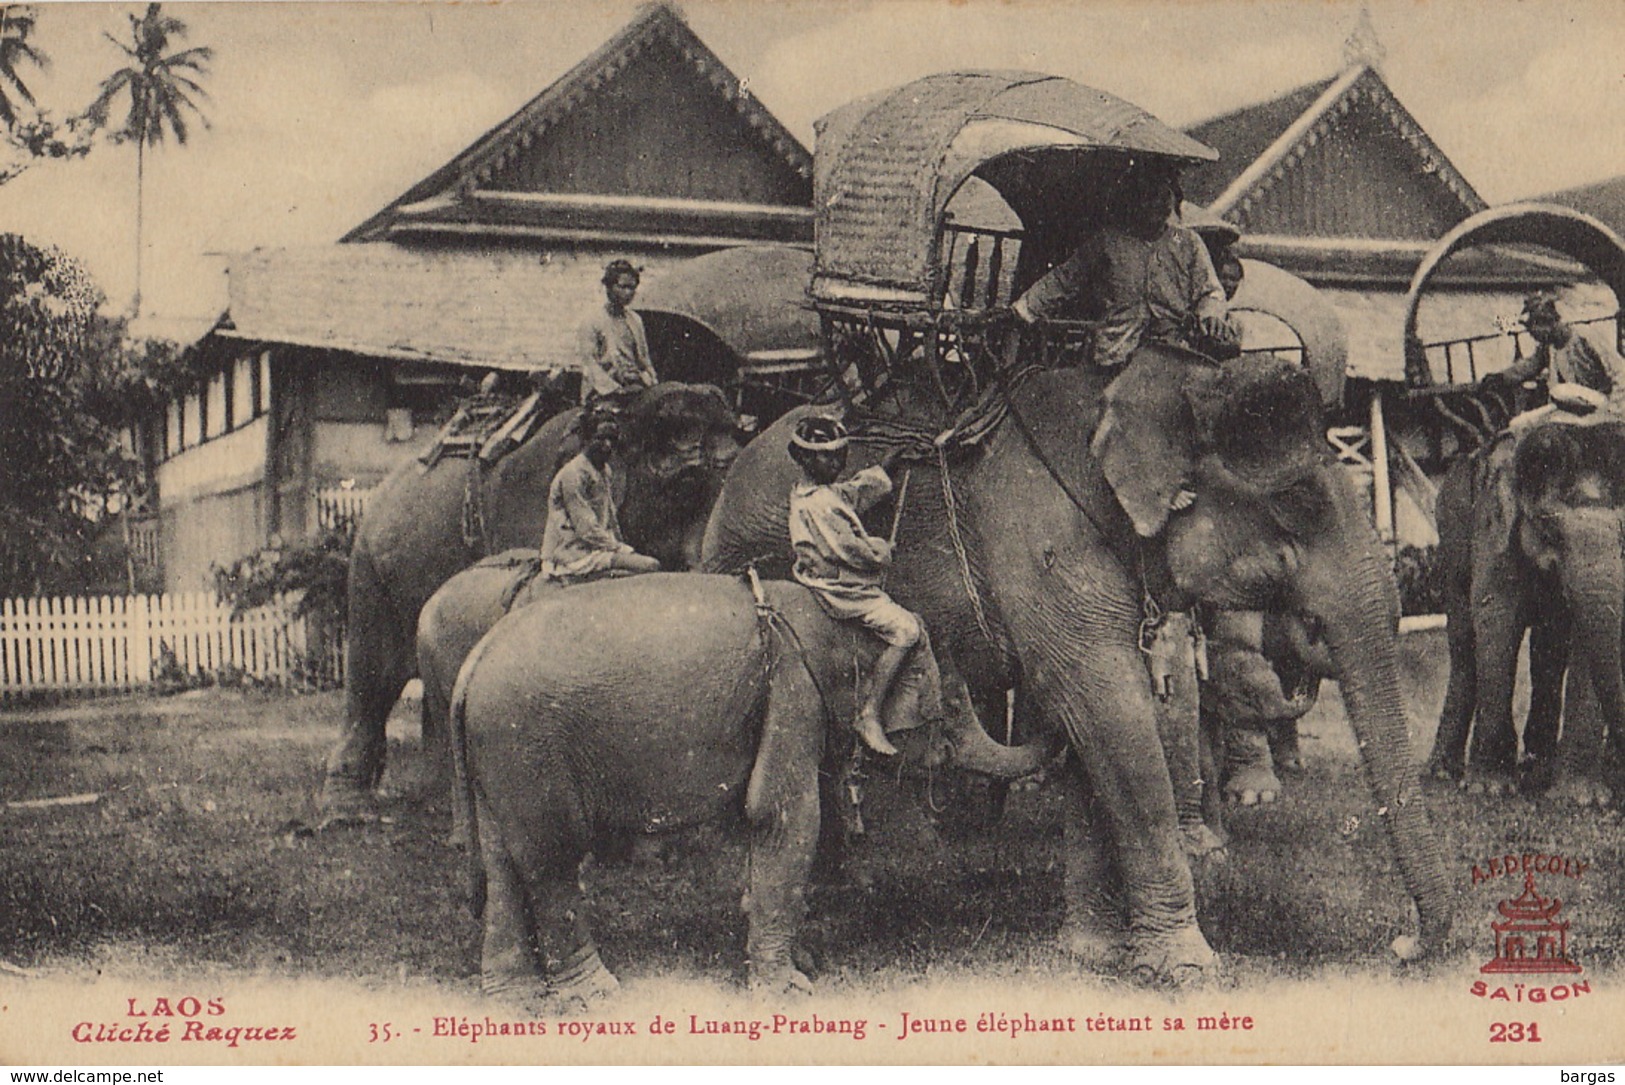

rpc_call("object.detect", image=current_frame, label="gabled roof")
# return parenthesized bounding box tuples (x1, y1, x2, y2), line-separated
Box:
(344, 2, 812, 244)
(1182, 77, 1337, 207)
(1182, 66, 1484, 227)
(1542, 175, 1625, 238)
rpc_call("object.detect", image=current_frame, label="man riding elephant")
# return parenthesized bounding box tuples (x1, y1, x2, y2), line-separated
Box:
(323, 380, 740, 817)
(704, 351, 1454, 980)
(539, 414, 661, 583)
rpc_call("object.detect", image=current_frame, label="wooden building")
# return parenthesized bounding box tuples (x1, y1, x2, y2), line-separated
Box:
(1181, 60, 1615, 547)
(133, 2, 815, 591)
(1545, 175, 1625, 236)
(134, 10, 1618, 587)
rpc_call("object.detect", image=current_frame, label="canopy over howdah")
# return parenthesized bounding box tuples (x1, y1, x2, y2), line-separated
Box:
(811, 70, 1218, 306)
(1403, 203, 1625, 386)
(1230, 258, 1347, 408)
(635, 244, 819, 365)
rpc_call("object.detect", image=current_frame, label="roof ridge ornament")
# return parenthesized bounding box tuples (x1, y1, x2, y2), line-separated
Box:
(1341, 7, 1387, 73)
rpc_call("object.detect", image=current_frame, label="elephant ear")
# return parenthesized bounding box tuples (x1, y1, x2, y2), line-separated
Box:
(1475, 432, 1521, 563)
(1090, 347, 1218, 537)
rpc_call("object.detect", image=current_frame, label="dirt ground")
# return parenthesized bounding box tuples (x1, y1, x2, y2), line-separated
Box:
(2, 628, 1622, 1064)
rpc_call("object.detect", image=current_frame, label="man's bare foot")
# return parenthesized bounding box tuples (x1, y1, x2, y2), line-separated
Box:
(854, 710, 898, 757)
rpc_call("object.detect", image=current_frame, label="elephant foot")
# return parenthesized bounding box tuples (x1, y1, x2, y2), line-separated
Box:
(1424, 754, 1463, 786)
(1518, 754, 1558, 795)
(1126, 925, 1217, 988)
(318, 773, 379, 822)
(1223, 764, 1282, 806)
(1223, 730, 1282, 805)
(1180, 822, 1228, 863)
(481, 971, 548, 1005)
(790, 940, 823, 981)
(541, 946, 621, 1014)
(1060, 916, 1128, 974)
(1267, 724, 1305, 775)
(1543, 775, 1614, 808)
(1460, 769, 1517, 797)
(749, 961, 814, 997)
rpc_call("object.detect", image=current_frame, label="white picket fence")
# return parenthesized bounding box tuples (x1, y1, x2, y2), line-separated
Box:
(314, 487, 372, 535)
(0, 592, 338, 700)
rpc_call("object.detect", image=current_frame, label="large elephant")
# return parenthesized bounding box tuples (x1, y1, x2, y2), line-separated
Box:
(1428, 413, 1625, 806)
(450, 572, 1053, 1005)
(324, 382, 740, 813)
(703, 348, 1453, 978)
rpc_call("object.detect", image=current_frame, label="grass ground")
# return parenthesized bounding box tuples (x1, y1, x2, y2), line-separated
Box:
(1, 629, 1621, 1064)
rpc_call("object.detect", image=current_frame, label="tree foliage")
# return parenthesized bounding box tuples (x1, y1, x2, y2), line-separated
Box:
(0, 234, 138, 594)
(0, 3, 43, 125)
(86, 4, 211, 148)
(87, 3, 211, 314)
(0, 5, 100, 186)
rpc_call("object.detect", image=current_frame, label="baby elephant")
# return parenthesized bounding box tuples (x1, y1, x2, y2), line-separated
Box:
(450, 572, 1052, 1007)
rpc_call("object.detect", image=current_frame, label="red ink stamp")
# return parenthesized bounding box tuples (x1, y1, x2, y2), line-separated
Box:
(1480, 872, 1583, 975)
(1467, 853, 1596, 1005)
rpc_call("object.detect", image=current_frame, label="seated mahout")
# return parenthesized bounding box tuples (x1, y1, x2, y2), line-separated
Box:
(1012, 160, 1240, 367)
(787, 415, 927, 757)
(539, 413, 661, 584)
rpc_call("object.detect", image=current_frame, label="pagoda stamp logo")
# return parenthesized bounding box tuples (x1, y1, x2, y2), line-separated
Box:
(1468, 853, 1593, 1004)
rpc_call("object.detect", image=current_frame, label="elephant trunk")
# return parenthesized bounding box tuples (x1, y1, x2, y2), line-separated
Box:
(1310, 547, 1453, 956)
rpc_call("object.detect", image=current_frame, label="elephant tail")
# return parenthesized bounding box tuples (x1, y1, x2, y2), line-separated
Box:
(449, 624, 503, 920)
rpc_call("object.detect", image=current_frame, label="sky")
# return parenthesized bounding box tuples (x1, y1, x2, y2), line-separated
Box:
(0, 0, 1621, 328)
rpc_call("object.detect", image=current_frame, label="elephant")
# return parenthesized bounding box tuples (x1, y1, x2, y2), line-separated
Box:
(416, 551, 555, 797)
(323, 381, 741, 814)
(702, 347, 1453, 979)
(449, 571, 1055, 1005)
(1202, 609, 1334, 807)
(1428, 412, 1625, 805)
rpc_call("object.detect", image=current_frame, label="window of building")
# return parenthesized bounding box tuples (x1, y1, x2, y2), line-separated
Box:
(166, 400, 182, 457)
(206, 369, 228, 438)
(257, 351, 272, 416)
(233, 355, 256, 425)
(182, 391, 202, 448)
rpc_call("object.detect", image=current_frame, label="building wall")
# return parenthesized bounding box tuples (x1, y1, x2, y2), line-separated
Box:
(157, 483, 268, 593)
(312, 421, 435, 488)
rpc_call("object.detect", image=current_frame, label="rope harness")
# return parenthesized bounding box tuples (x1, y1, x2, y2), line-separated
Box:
(745, 567, 835, 733)
(461, 457, 488, 552)
(745, 567, 869, 835)
(936, 439, 996, 647)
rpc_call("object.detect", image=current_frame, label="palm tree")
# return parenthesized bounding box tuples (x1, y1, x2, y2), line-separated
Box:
(87, 3, 211, 317)
(0, 5, 47, 128)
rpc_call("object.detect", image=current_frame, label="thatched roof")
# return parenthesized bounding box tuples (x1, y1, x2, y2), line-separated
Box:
(217, 243, 815, 373)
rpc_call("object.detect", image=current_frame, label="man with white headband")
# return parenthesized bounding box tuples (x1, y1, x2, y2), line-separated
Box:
(786, 416, 919, 756)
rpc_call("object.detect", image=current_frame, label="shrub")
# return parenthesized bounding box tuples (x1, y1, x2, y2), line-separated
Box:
(213, 530, 351, 687)
(1394, 544, 1445, 617)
